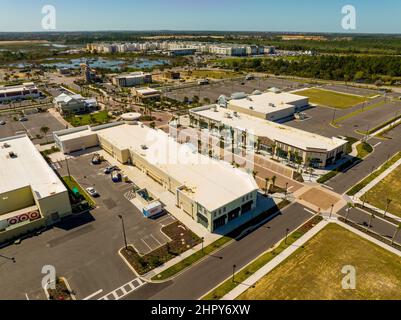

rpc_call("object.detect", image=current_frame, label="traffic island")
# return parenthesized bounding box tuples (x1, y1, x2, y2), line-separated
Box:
(45, 277, 76, 301)
(120, 221, 201, 276)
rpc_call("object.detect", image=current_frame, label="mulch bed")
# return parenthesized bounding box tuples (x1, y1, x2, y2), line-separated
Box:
(121, 221, 201, 275)
(47, 278, 73, 301)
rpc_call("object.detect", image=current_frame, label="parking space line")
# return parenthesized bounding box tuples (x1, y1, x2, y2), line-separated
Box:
(151, 234, 164, 246)
(83, 289, 103, 300)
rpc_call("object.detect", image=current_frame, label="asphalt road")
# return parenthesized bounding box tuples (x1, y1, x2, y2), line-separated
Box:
(337, 206, 401, 245)
(124, 202, 314, 300)
(326, 123, 401, 194)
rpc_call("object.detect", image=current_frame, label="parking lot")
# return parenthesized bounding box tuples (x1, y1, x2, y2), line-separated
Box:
(165, 77, 311, 103)
(0, 111, 66, 143)
(285, 96, 401, 138)
(56, 151, 176, 255)
(322, 84, 380, 97)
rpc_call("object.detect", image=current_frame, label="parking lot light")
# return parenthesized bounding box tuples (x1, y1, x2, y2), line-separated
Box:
(118, 215, 128, 250)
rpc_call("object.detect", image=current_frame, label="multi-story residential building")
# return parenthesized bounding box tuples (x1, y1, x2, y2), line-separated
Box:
(0, 83, 40, 102)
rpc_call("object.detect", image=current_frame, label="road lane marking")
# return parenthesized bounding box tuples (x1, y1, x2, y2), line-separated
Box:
(373, 142, 382, 148)
(322, 184, 334, 190)
(83, 289, 103, 300)
(25, 293, 30, 300)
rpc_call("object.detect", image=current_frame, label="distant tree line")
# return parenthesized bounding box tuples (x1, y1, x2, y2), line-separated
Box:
(218, 55, 401, 84)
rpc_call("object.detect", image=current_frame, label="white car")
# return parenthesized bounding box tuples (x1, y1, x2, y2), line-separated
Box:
(0, 120, 5, 125)
(86, 187, 99, 197)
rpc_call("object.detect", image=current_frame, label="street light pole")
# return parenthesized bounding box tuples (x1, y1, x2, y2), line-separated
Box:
(201, 237, 205, 255)
(118, 215, 128, 250)
(285, 228, 290, 244)
(285, 183, 289, 200)
(329, 204, 334, 219)
(0, 254, 16, 263)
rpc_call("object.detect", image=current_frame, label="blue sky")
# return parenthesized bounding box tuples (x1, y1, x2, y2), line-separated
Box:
(0, 0, 400, 33)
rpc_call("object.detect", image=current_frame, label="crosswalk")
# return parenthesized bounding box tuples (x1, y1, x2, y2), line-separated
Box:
(98, 278, 146, 300)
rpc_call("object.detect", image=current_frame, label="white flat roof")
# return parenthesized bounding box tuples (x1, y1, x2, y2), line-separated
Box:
(0, 135, 67, 198)
(135, 87, 161, 95)
(191, 106, 346, 152)
(61, 123, 257, 212)
(229, 92, 308, 116)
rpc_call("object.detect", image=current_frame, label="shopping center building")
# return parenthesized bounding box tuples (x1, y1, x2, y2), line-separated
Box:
(54, 122, 259, 232)
(0, 135, 72, 244)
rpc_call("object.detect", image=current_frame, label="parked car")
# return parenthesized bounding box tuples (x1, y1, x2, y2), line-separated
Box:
(92, 153, 102, 165)
(104, 166, 118, 174)
(111, 171, 122, 183)
(0, 120, 6, 125)
(86, 187, 99, 198)
(18, 117, 28, 122)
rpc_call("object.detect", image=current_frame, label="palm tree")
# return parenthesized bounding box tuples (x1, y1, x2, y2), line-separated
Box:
(264, 177, 270, 196)
(270, 143, 277, 159)
(344, 202, 354, 223)
(271, 175, 277, 191)
(40, 126, 50, 143)
(366, 212, 375, 233)
(383, 198, 392, 218)
(391, 224, 401, 245)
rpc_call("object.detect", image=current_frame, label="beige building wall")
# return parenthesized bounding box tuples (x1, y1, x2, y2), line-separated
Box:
(98, 135, 130, 164)
(0, 186, 35, 215)
(60, 134, 99, 154)
(36, 191, 72, 221)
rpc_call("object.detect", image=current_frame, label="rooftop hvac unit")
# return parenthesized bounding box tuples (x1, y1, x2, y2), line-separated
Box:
(2, 143, 10, 148)
(249, 106, 254, 110)
(141, 145, 148, 150)
(8, 151, 17, 158)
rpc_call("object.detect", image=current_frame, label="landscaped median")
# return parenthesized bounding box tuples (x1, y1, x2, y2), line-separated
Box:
(346, 152, 401, 196)
(202, 215, 323, 300)
(151, 200, 291, 281)
(62, 176, 96, 208)
(357, 113, 401, 136)
(121, 222, 201, 276)
(331, 100, 386, 126)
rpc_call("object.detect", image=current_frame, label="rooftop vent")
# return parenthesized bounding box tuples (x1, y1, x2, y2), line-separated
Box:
(8, 151, 17, 158)
(249, 106, 254, 110)
(141, 145, 148, 150)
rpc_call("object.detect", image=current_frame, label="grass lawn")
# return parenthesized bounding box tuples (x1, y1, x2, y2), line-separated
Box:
(239, 223, 401, 300)
(295, 88, 368, 109)
(65, 111, 111, 127)
(364, 164, 401, 218)
(356, 142, 373, 159)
